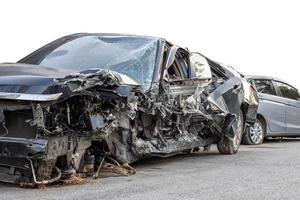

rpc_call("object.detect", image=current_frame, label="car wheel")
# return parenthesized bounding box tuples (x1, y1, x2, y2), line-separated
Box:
(242, 119, 264, 145)
(217, 110, 244, 154)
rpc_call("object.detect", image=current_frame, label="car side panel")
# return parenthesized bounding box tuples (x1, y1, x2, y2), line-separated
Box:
(285, 99, 300, 134)
(258, 93, 286, 135)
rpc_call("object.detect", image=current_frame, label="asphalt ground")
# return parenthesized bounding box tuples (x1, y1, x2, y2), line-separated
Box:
(1, 138, 300, 200)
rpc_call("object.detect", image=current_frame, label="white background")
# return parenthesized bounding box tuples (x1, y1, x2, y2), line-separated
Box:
(0, 0, 299, 87)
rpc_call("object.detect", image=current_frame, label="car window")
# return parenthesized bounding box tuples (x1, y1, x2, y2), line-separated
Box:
(19, 35, 160, 90)
(167, 61, 183, 80)
(175, 52, 189, 78)
(274, 81, 300, 100)
(167, 51, 189, 80)
(254, 79, 277, 95)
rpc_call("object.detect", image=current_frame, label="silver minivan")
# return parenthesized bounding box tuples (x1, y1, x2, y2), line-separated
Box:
(243, 76, 300, 145)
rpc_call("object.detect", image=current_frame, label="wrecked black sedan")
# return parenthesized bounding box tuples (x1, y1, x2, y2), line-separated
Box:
(0, 33, 258, 186)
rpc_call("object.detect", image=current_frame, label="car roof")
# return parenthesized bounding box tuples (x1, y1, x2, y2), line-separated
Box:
(246, 75, 275, 80)
(246, 75, 286, 82)
(246, 75, 297, 87)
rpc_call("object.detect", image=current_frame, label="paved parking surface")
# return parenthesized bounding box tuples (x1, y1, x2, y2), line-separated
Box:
(1, 139, 300, 200)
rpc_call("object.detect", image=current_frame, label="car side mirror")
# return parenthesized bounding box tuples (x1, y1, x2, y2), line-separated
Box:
(190, 52, 212, 79)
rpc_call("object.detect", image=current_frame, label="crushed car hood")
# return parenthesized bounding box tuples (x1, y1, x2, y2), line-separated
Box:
(0, 63, 139, 101)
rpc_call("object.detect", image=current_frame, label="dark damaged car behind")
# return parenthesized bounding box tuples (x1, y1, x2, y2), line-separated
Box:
(0, 33, 258, 186)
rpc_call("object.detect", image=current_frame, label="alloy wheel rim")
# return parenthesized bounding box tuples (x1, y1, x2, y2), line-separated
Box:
(249, 122, 263, 144)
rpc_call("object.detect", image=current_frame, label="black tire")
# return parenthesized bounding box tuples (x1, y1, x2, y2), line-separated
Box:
(242, 119, 265, 145)
(217, 110, 244, 154)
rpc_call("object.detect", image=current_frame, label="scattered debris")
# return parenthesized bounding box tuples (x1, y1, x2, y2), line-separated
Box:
(63, 175, 85, 185)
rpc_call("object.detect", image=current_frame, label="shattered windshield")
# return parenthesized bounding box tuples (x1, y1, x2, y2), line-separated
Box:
(26, 35, 160, 89)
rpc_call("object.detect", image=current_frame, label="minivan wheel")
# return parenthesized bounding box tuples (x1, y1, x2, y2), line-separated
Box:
(217, 110, 244, 154)
(242, 119, 264, 145)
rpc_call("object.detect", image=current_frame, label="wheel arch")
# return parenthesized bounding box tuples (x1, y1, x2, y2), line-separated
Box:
(256, 113, 267, 136)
